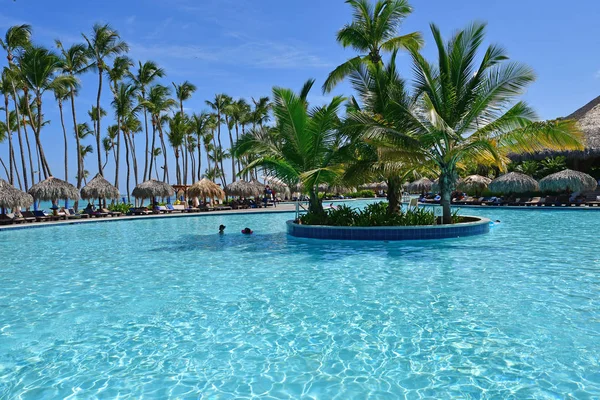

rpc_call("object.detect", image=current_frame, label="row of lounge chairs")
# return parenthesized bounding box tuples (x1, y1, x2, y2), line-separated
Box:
(451, 196, 600, 207)
(0, 207, 124, 226)
(128, 203, 234, 215)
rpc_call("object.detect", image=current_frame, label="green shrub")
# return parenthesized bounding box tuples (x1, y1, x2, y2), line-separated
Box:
(109, 203, 132, 214)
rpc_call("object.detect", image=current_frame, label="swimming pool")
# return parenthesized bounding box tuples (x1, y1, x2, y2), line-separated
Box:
(1, 202, 599, 398)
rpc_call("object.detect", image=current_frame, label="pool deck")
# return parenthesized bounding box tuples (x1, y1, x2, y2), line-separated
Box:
(0, 203, 299, 231)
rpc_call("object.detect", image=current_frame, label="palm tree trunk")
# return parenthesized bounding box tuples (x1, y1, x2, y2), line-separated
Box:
(30, 94, 51, 178)
(123, 131, 131, 203)
(309, 189, 323, 215)
(114, 117, 121, 189)
(386, 176, 401, 214)
(439, 167, 456, 224)
(0, 156, 9, 180)
(70, 90, 83, 210)
(128, 133, 138, 186)
(142, 93, 149, 181)
(22, 117, 35, 184)
(58, 100, 68, 181)
(235, 123, 241, 174)
(190, 150, 196, 182)
(216, 112, 226, 187)
(158, 125, 169, 183)
(10, 86, 28, 190)
(174, 148, 181, 185)
(197, 139, 202, 180)
(226, 117, 236, 182)
(149, 121, 157, 180)
(10, 146, 22, 189)
(154, 156, 159, 180)
(96, 68, 104, 176)
(3, 95, 13, 185)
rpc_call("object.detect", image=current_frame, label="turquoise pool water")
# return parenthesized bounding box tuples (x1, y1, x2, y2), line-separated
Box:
(1, 202, 600, 398)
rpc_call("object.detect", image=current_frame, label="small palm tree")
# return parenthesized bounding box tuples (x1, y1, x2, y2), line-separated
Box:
(173, 80, 196, 185)
(53, 83, 71, 181)
(323, 0, 422, 92)
(206, 94, 231, 186)
(166, 113, 190, 185)
(130, 60, 165, 181)
(83, 23, 129, 176)
(151, 148, 162, 179)
(143, 84, 176, 182)
(347, 23, 583, 223)
(237, 80, 346, 214)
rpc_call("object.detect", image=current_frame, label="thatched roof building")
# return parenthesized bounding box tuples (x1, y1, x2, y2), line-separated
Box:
(81, 173, 120, 200)
(28, 176, 80, 201)
(225, 180, 262, 197)
(539, 169, 597, 193)
(457, 175, 492, 193)
(407, 177, 433, 193)
(489, 172, 539, 194)
(132, 179, 175, 199)
(0, 179, 33, 209)
(188, 178, 225, 200)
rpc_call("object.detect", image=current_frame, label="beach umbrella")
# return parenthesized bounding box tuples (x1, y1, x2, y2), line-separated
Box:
(539, 169, 598, 193)
(28, 176, 80, 202)
(251, 179, 267, 194)
(224, 180, 262, 197)
(188, 178, 225, 200)
(81, 173, 120, 200)
(406, 177, 433, 193)
(457, 175, 492, 195)
(0, 179, 33, 209)
(132, 179, 175, 199)
(489, 172, 538, 194)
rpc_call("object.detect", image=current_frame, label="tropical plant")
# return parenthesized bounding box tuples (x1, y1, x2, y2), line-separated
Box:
(173, 80, 196, 185)
(206, 94, 231, 186)
(236, 79, 346, 215)
(346, 23, 583, 223)
(143, 84, 175, 181)
(323, 0, 422, 92)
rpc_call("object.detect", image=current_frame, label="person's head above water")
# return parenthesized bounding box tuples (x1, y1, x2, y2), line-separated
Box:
(219, 224, 226, 233)
(242, 227, 253, 234)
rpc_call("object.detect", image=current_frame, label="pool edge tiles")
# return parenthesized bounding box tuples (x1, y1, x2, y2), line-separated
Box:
(286, 216, 491, 241)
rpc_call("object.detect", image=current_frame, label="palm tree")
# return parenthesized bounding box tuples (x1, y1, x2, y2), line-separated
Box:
(237, 80, 346, 214)
(347, 23, 583, 223)
(1, 25, 32, 189)
(166, 113, 190, 185)
(144, 84, 175, 182)
(76, 122, 94, 182)
(18, 45, 76, 179)
(0, 73, 16, 186)
(83, 23, 129, 176)
(250, 96, 270, 129)
(205, 94, 231, 186)
(122, 112, 141, 187)
(323, 0, 422, 92)
(173, 80, 196, 185)
(103, 126, 117, 170)
(191, 112, 210, 180)
(130, 61, 164, 182)
(0, 122, 10, 179)
(56, 40, 90, 200)
(151, 148, 162, 179)
(16, 91, 35, 185)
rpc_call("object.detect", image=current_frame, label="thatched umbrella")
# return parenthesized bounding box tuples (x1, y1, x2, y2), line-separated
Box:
(489, 172, 539, 194)
(0, 179, 33, 210)
(539, 169, 598, 193)
(406, 177, 433, 193)
(225, 180, 262, 197)
(132, 179, 175, 200)
(457, 175, 492, 195)
(28, 176, 80, 202)
(251, 179, 267, 194)
(81, 173, 120, 200)
(362, 181, 388, 191)
(188, 178, 225, 200)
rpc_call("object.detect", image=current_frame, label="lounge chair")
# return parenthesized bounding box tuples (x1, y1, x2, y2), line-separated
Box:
(525, 197, 542, 206)
(100, 207, 121, 217)
(0, 214, 14, 225)
(19, 211, 36, 223)
(128, 207, 152, 215)
(32, 210, 50, 222)
(214, 204, 232, 211)
(167, 204, 183, 213)
(68, 208, 90, 219)
(7, 213, 25, 224)
(154, 205, 170, 214)
(556, 195, 570, 206)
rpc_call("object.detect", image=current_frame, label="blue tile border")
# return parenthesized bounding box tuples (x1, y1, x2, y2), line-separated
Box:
(286, 216, 490, 241)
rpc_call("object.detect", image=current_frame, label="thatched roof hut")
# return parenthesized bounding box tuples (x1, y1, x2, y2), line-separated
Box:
(225, 180, 262, 197)
(362, 182, 388, 191)
(431, 177, 462, 193)
(406, 177, 433, 193)
(81, 173, 120, 200)
(188, 178, 225, 200)
(28, 176, 80, 201)
(132, 179, 175, 199)
(539, 169, 598, 193)
(457, 175, 492, 193)
(489, 172, 539, 194)
(0, 179, 33, 209)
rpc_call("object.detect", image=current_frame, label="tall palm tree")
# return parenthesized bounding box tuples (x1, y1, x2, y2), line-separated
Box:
(108, 57, 134, 188)
(83, 23, 129, 176)
(122, 112, 141, 187)
(323, 0, 422, 92)
(348, 23, 583, 223)
(206, 94, 232, 186)
(191, 112, 210, 180)
(16, 91, 35, 185)
(237, 80, 346, 214)
(76, 122, 94, 182)
(166, 113, 190, 185)
(250, 96, 270, 129)
(0, 73, 16, 185)
(1, 25, 32, 189)
(144, 84, 175, 182)
(227, 99, 251, 177)
(56, 40, 89, 201)
(151, 148, 161, 180)
(173, 81, 196, 185)
(18, 46, 76, 179)
(130, 61, 164, 182)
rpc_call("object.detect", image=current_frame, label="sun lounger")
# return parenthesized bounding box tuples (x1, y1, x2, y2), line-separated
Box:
(68, 208, 89, 218)
(32, 210, 50, 222)
(556, 195, 570, 206)
(167, 204, 184, 213)
(100, 207, 121, 217)
(0, 214, 14, 225)
(128, 207, 152, 215)
(214, 205, 232, 211)
(19, 211, 36, 223)
(7, 213, 25, 224)
(525, 197, 542, 206)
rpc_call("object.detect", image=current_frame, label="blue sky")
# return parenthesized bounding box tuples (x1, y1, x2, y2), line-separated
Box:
(1, 0, 599, 188)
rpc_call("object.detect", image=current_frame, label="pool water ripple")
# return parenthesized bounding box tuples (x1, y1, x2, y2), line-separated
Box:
(1, 203, 600, 398)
